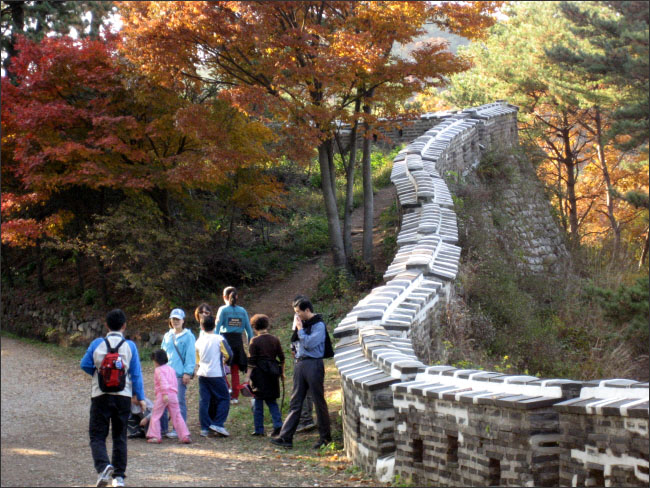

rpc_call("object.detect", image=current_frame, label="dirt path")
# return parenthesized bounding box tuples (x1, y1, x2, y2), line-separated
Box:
(0, 337, 367, 487)
(245, 185, 396, 322)
(0, 186, 396, 487)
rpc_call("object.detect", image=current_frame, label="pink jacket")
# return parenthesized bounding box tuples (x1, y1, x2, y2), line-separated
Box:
(154, 363, 178, 398)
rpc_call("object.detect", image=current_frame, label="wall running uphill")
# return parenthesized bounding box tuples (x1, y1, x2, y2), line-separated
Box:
(333, 101, 649, 487)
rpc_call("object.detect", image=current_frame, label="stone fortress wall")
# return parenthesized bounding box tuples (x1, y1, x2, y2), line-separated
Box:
(333, 101, 649, 486)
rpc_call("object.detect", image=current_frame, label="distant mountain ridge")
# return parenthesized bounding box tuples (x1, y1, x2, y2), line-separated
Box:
(392, 23, 470, 59)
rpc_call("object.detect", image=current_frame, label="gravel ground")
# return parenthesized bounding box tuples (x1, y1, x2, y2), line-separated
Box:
(1, 336, 372, 487)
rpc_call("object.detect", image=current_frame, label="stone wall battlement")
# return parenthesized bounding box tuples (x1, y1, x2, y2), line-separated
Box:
(333, 101, 649, 486)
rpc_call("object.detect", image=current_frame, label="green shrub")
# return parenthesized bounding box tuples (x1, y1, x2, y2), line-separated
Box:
(82, 288, 98, 305)
(586, 276, 650, 357)
(285, 214, 330, 257)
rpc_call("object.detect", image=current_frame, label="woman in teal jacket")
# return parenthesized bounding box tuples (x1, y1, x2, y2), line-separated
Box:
(160, 308, 196, 438)
(216, 287, 253, 404)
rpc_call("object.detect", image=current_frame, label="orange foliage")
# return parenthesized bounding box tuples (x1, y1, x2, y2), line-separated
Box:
(119, 1, 501, 151)
(1, 33, 282, 247)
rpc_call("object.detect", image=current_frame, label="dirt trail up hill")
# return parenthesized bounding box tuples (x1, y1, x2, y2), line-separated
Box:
(0, 186, 396, 487)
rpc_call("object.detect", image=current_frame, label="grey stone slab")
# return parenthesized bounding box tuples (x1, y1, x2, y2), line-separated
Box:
(600, 379, 643, 388)
(364, 375, 401, 392)
(627, 401, 649, 418)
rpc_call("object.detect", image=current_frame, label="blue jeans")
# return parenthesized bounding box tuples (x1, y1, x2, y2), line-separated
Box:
(198, 376, 230, 430)
(160, 376, 186, 434)
(252, 398, 282, 434)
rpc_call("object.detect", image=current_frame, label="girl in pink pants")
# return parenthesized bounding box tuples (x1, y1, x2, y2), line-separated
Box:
(147, 349, 192, 444)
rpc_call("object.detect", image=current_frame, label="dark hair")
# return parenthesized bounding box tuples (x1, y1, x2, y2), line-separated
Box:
(106, 309, 127, 331)
(292, 295, 306, 307)
(194, 303, 212, 323)
(151, 349, 168, 365)
(224, 286, 237, 306)
(294, 298, 313, 312)
(251, 314, 269, 331)
(201, 315, 216, 332)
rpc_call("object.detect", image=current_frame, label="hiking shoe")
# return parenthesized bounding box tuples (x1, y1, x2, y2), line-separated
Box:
(296, 421, 316, 433)
(209, 425, 230, 437)
(181, 437, 192, 444)
(230, 398, 239, 405)
(271, 427, 281, 437)
(165, 430, 178, 439)
(200, 430, 209, 437)
(112, 477, 125, 487)
(251, 431, 265, 436)
(312, 438, 332, 449)
(270, 437, 293, 449)
(96, 464, 114, 487)
(146, 437, 162, 444)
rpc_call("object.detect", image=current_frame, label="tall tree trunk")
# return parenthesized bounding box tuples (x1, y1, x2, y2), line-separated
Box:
(556, 161, 568, 232)
(150, 188, 171, 228)
(326, 139, 337, 205)
(361, 108, 374, 264)
(340, 100, 361, 260)
(561, 120, 579, 242)
(594, 107, 621, 257)
(319, 141, 346, 267)
(639, 227, 649, 270)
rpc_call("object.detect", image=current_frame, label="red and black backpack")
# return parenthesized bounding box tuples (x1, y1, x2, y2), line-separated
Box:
(98, 337, 127, 393)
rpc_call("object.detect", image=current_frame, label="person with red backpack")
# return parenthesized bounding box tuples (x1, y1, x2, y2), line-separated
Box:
(81, 309, 146, 488)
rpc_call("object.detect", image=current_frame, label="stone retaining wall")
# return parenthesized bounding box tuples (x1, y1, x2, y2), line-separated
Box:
(333, 101, 649, 486)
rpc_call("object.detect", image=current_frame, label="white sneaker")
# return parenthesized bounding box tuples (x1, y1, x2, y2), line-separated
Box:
(230, 399, 239, 405)
(200, 429, 209, 437)
(96, 464, 114, 487)
(112, 477, 125, 487)
(165, 430, 178, 439)
(209, 425, 230, 437)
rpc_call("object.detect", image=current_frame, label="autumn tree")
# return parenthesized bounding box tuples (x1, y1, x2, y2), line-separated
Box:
(1, 33, 281, 300)
(120, 0, 500, 269)
(547, 1, 649, 262)
(444, 2, 648, 260)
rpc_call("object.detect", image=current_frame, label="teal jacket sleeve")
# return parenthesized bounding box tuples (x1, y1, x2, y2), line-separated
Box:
(243, 310, 253, 344)
(183, 332, 196, 376)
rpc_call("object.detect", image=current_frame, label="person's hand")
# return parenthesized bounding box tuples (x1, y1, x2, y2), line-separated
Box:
(131, 396, 139, 406)
(182, 373, 191, 385)
(295, 320, 303, 331)
(163, 394, 169, 405)
(292, 314, 301, 330)
(139, 417, 148, 427)
(139, 400, 147, 412)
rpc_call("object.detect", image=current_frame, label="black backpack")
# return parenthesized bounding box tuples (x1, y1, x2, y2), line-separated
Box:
(323, 327, 334, 359)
